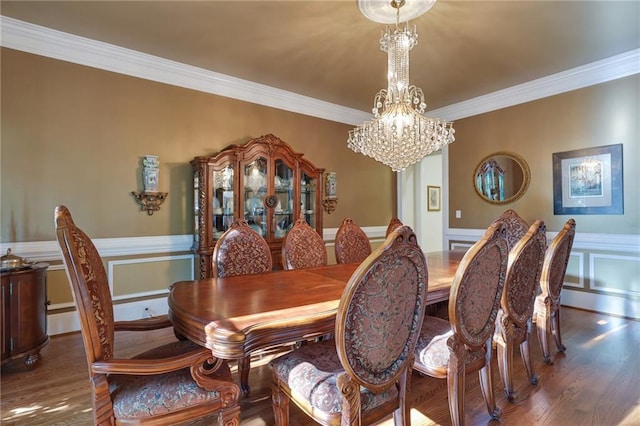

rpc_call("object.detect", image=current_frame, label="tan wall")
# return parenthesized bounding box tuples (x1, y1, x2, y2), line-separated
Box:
(1, 48, 395, 243)
(448, 75, 639, 234)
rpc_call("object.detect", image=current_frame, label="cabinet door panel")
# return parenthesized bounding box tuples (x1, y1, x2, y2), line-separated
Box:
(11, 269, 48, 354)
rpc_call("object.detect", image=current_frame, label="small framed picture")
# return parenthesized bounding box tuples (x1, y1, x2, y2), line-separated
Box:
(427, 186, 441, 212)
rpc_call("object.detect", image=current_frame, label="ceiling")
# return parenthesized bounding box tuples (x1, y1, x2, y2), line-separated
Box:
(1, 1, 639, 113)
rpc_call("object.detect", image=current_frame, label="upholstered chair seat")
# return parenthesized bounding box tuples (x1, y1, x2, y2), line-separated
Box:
(109, 340, 232, 420)
(413, 222, 509, 426)
(270, 339, 398, 415)
(271, 225, 428, 425)
(416, 319, 488, 377)
(54, 205, 240, 425)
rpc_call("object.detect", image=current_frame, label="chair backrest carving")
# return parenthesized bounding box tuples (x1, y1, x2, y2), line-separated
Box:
(335, 225, 428, 390)
(385, 217, 403, 238)
(213, 219, 273, 277)
(491, 209, 529, 251)
(540, 219, 576, 304)
(334, 218, 372, 264)
(449, 221, 509, 348)
(501, 220, 547, 327)
(55, 205, 114, 366)
(282, 219, 327, 270)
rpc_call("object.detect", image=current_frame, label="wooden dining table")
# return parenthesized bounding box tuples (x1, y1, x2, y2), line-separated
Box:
(168, 249, 465, 395)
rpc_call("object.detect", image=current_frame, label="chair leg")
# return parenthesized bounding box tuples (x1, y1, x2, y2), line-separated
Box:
(238, 356, 251, 396)
(479, 337, 501, 421)
(536, 304, 553, 364)
(479, 364, 501, 421)
(496, 336, 515, 402)
(218, 404, 241, 426)
(520, 327, 538, 386)
(550, 307, 567, 353)
(271, 378, 290, 426)
(446, 368, 465, 426)
(392, 366, 412, 426)
(446, 343, 466, 426)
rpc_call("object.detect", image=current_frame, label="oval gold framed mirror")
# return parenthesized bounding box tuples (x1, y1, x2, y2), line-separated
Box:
(473, 151, 530, 204)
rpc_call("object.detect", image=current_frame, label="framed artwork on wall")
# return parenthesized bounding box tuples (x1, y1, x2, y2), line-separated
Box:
(552, 144, 623, 215)
(427, 186, 441, 212)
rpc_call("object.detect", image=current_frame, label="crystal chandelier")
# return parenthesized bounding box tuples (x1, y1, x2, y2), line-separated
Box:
(348, 0, 454, 172)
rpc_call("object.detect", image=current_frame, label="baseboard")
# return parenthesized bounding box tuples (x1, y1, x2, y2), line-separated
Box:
(562, 289, 639, 321)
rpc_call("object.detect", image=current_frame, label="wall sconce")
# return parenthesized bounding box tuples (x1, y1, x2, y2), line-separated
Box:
(321, 171, 338, 214)
(132, 155, 168, 215)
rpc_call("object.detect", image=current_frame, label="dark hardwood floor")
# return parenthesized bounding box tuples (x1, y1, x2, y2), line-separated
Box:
(2, 307, 639, 425)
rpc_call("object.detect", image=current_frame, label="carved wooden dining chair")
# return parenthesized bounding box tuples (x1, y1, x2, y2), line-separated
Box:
(494, 220, 547, 402)
(281, 218, 327, 270)
(54, 205, 240, 425)
(535, 218, 576, 364)
(212, 218, 273, 395)
(212, 218, 273, 278)
(413, 221, 509, 426)
(270, 225, 428, 426)
(491, 209, 529, 251)
(385, 217, 403, 238)
(334, 217, 372, 264)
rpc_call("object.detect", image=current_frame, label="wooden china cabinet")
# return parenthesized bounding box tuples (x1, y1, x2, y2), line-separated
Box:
(191, 134, 324, 278)
(1, 263, 49, 368)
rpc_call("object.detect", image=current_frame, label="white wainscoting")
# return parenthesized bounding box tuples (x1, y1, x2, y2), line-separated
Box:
(446, 228, 640, 320)
(5, 226, 638, 336)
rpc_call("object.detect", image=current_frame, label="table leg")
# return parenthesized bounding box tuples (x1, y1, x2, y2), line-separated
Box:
(238, 356, 251, 397)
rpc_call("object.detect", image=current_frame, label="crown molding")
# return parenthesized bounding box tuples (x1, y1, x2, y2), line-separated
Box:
(430, 48, 640, 121)
(0, 16, 370, 126)
(1, 16, 638, 125)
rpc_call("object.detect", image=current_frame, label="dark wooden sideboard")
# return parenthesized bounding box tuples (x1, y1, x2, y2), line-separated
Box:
(1, 263, 49, 368)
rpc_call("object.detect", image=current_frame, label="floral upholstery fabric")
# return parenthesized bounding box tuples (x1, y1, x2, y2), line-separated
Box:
(271, 225, 428, 424)
(503, 222, 546, 326)
(334, 218, 372, 264)
(342, 251, 426, 385)
(270, 340, 397, 414)
(109, 340, 224, 420)
(415, 317, 486, 373)
(454, 242, 508, 348)
(213, 219, 272, 277)
(282, 219, 327, 270)
(491, 209, 529, 251)
(56, 206, 240, 425)
(545, 225, 575, 302)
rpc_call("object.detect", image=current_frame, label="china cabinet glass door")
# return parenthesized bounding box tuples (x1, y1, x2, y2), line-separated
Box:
(243, 157, 268, 238)
(301, 172, 318, 230)
(274, 159, 294, 239)
(212, 165, 234, 239)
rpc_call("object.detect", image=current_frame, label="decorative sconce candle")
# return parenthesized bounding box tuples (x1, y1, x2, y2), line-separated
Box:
(321, 171, 338, 214)
(132, 155, 168, 215)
